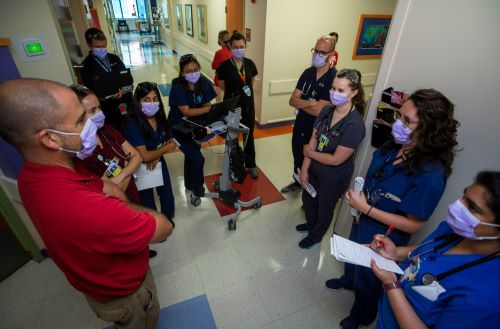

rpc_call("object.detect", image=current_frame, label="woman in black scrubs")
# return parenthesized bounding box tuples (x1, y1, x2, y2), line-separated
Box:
(297, 69, 366, 249)
(217, 31, 259, 178)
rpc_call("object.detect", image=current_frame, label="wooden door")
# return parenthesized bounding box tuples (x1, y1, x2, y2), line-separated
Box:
(226, 0, 244, 34)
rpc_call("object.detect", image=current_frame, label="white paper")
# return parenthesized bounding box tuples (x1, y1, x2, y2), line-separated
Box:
(294, 169, 317, 198)
(134, 163, 164, 191)
(330, 235, 404, 274)
(411, 281, 446, 301)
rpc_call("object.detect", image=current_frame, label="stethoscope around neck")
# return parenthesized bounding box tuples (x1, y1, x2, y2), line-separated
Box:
(406, 233, 500, 285)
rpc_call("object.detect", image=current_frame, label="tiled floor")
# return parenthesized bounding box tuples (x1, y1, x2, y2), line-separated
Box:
(0, 33, 375, 329)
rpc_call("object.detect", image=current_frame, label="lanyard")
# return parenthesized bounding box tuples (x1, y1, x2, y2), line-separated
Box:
(94, 55, 111, 73)
(230, 58, 246, 83)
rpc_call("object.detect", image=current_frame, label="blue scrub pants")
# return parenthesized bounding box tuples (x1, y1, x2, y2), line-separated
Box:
(343, 219, 411, 325)
(179, 139, 205, 195)
(292, 111, 316, 172)
(139, 158, 175, 221)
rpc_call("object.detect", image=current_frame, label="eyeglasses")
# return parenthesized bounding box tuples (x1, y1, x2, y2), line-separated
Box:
(310, 48, 331, 56)
(394, 111, 419, 126)
(88, 31, 106, 40)
(180, 53, 196, 66)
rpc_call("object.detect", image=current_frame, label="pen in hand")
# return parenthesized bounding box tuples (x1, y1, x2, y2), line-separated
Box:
(377, 224, 394, 252)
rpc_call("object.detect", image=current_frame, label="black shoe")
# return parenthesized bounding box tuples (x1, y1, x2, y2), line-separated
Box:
(325, 277, 354, 291)
(339, 316, 360, 329)
(149, 250, 157, 258)
(193, 187, 205, 197)
(295, 224, 309, 232)
(298, 236, 321, 249)
(281, 181, 302, 193)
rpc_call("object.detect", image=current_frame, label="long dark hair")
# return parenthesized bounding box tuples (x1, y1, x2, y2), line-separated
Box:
(171, 54, 205, 96)
(475, 171, 500, 224)
(336, 68, 365, 114)
(382, 88, 459, 176)
(127, 82, 169, 139)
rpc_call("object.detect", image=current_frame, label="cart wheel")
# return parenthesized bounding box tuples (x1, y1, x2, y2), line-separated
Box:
(213, 180, 220, 192)
(191, 195, 201, 207)
(228, 219, 236, 231)
(254, 201, 262, 209)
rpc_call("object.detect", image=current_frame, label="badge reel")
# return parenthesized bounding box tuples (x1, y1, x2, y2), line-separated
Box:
(242, 85, 252, 97)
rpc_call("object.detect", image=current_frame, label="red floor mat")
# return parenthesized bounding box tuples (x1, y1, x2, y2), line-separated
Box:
(204, 166, 285, 216)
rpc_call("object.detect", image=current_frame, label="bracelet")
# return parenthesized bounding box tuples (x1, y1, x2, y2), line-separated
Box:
(366, 205, 374, 216)
(383, 281, 402, 292)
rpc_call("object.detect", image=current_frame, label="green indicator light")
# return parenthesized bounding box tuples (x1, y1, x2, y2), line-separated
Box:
(26, 42, 43, 55)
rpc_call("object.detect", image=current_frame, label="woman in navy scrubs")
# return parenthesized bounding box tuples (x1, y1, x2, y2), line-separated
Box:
(168, 54, 216, 197)
(371, 171, 500, 329)
(297, 69, 366, 249)
(329, 89, 460, 329)
(124, 82, 176, 225)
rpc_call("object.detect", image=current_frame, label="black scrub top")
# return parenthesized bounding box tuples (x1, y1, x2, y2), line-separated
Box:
(313, 105, 366, 165)
(217, 57, 258, 110)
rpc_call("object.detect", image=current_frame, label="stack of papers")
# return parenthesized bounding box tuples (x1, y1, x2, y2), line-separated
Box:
(330, 235, 403, 274)
(293, 169, 317, 198)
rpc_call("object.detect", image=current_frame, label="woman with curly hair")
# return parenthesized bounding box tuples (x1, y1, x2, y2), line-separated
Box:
(327, 89, 460, 329)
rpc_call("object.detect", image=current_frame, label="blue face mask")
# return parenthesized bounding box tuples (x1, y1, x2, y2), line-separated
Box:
(92, 47, 108, 59)
(329, 90, 349, 106)
(312, 53, 327, 68)
(47, 118, 98, 160)
(231, 48, 245, 59)
(185, 71, 201, 84)
(391, 119, 413, 145)
(90, 110, 105, 129)
(141, 102, 160, 116)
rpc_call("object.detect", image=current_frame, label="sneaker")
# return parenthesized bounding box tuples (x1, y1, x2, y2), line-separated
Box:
(149, 250, 158, 258)
(298, 236, 321, 249)
(281, 181, 302, 193)
(339, 316, 360, 329)
(295, 224, 309, 232)
(250, 167, 259, 179)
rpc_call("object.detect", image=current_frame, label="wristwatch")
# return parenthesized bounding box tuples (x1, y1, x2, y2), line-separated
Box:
(383, 281, 402, 292)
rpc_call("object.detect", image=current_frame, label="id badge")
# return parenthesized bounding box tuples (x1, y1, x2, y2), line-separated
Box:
(118, 103, 127, 115)
(106, 159, 122, 177)
(242, 85, 252, 97)
(317, 134, 329, 152)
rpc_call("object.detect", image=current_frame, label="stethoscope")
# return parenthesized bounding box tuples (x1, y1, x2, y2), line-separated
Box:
(405, 233, 500, 285)
(364, 150, 404, 206)
(314, 104, 354, 137)
(97, 130, 130, 161)
(403, 233, 461, 283)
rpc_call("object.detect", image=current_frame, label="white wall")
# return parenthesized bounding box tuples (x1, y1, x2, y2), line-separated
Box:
(259, 0, 396, 124)
(0, 0, 74, 84)
(157, 0, 226, 80)
(335, 0, 500, 241)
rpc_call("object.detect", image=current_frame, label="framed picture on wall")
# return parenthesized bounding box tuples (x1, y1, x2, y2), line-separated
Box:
(185, 4, 193, 37)
(175, 4, 183, 32)
(352, 14, 392, 59)
(197, 5, 208, 43)
(161, 0, 170, 29)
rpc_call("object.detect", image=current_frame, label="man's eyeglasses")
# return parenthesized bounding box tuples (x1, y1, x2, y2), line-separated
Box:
(311, 48, 330, 56)
(88, 31, 106, 40)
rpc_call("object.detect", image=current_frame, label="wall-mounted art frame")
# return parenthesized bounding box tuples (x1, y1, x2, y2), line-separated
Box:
(185, 4, 193, 37)
(196, 5, 208, 43)
(175, 4, 183, 32)
(352, 14, 392, 59)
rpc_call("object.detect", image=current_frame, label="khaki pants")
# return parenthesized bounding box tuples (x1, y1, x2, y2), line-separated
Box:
(85, 267, 159, 329)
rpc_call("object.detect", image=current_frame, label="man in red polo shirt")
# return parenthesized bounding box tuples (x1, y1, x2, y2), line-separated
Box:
(0, 78, 173, 329)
